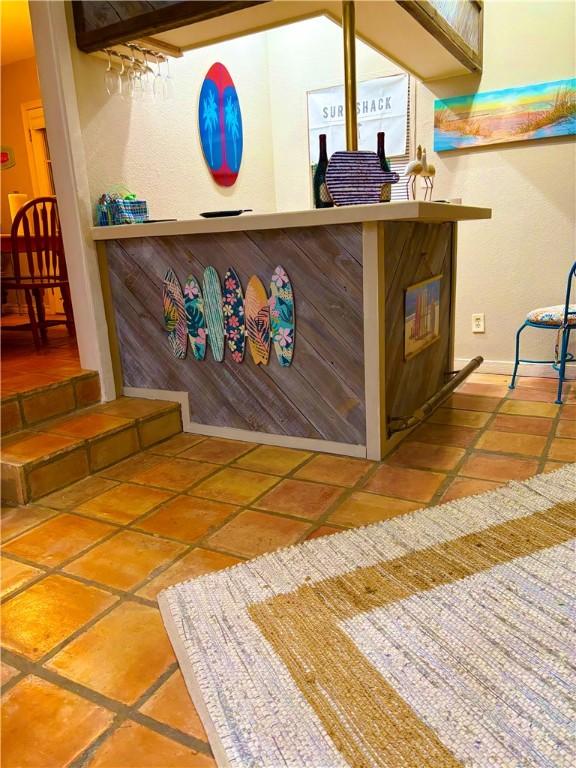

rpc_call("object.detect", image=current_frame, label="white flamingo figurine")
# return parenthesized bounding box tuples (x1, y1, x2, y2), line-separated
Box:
(403, 145, 423, 200)
(421, 148, 436, 200)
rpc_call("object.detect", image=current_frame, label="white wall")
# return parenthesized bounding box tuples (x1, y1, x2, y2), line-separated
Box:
(266, 17, 403, 211)
(71, 17, 403, 219)
(70, 6, 575, 372)
(417, 0, 576, 370)
(71, 32, 277, 219)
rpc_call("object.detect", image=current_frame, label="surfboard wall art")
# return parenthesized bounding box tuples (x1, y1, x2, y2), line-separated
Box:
(162, 269, 187, 359)
(162, 267, 294, 367)
(223, 267, 246, 363)
(203, 266, 225, 362)
(199, 63, 243, 187)
(245, 275, 271, 365)
(269, 265, 295, 367)
(184, 275, 207, 361)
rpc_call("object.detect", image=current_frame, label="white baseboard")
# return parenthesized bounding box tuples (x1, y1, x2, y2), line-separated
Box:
(124, 386, 367, 457)
(455, 358, 576, 380)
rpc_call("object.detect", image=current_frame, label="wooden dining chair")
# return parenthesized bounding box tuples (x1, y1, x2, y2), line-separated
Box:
(2, 196, 75, 349)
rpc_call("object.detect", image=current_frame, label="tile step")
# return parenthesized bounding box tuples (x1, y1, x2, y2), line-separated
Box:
(1, 370, 101, 437)
(1, 398, 182, 505)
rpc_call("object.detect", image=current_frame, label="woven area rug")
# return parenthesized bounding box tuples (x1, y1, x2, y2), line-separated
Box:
(159, 465, 576, 768)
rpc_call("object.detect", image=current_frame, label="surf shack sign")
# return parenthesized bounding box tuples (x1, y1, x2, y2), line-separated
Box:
(307, 74, 408, 161)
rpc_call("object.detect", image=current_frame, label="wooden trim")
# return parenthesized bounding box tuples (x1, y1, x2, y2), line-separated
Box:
(72, 1, 268, 53)
(448, 223, 458, 371)
(28, 1, 117, 400)
(397, 0, 482, 73)
(454, 357, 576, 380)
(124, 386, 367, 458)
(362, 222, 386, 460)
(134, 36, 183, 58)
(20, 100, 45, 199)
(91, 203, 492, 242)
(477, 0, 484, 71)
(96, 241, 123, 397)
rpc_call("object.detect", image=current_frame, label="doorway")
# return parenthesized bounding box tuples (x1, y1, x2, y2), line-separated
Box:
(1, 1, 80, 391)
(22, 102, 56, 198)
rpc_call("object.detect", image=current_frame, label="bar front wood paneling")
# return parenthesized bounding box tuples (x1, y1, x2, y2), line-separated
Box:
(105, 224, 366, 446)
(384, 221, 454, 424)
(95, 202, 491, 458)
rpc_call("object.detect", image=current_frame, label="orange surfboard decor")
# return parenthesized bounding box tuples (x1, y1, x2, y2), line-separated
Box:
(245, 275, 270, 365)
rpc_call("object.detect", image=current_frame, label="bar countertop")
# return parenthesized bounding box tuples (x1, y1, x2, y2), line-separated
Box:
(91, 201, 491, 241)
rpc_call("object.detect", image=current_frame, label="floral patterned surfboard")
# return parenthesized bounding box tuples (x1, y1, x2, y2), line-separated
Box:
(162, 268, 187, 359)
(245, 275, 270, 365)
(269, 265, 295, 367)
(184, 275, 207, 361)
(202, 266, 225, 362)
(222, 268, 246, 363)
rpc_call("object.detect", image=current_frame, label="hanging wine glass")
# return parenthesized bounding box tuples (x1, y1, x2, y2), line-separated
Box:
(152, 53, 166, 100)
(116, 55, 125, 99)
(133, 59, 145, 101)
(140, 49, 154, 101)
(163, 56, 175, 100)
(104, 50, 119, 96)
(126, 51, 137, 100)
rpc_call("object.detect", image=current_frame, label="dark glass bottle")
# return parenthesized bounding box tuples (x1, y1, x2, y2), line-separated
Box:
(377, 131, 391, 172)
(377, 131, 392, 202)
(313, 134, 333, 208)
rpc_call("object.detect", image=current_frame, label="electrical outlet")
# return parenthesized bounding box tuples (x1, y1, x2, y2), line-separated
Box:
(472, 313, 485, 333)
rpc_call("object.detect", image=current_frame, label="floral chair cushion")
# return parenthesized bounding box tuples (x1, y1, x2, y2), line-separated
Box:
(527, 304, 576, 326)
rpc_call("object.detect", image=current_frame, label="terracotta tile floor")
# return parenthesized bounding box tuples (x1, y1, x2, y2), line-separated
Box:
(1, 326, 81, 391)
(1, 373, 574, 767)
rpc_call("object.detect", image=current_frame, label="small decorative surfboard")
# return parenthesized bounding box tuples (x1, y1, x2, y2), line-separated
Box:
(325, 150, 400, 206)
(222, 267, 246, 363)
(184, 275, 207, 361)
(162, 269, 187, 359)
(245, 275, 270, 365)
(202, 266, 225, 362)
(269, 265, 295, 367)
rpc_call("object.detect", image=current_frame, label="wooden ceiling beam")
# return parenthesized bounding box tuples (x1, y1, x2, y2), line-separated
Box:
(72, 1, 268, 54)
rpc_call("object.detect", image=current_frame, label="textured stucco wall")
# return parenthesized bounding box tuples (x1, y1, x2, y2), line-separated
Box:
(71, 32, 276, 220)
(266, 16, 404, 212)
(71, 5, 575, 371)
(417, 0, 576, 370)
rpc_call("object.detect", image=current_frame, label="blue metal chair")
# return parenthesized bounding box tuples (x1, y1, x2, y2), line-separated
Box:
(509, 261, 576, 404)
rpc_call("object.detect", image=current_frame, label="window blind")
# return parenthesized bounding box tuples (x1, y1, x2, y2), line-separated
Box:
(388, 75, 413, 202)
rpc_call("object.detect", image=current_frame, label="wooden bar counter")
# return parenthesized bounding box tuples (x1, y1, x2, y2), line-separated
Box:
(92, 201, 491, 459)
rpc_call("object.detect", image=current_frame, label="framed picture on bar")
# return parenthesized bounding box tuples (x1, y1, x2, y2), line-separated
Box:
(404, 275, 442, 360)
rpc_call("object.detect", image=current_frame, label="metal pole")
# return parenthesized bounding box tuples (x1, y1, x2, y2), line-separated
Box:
(342, 1, 357, 151)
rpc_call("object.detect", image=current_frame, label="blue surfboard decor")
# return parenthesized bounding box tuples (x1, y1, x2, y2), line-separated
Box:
(184, 275, 207, 361)
(162, 268, 187, 359)
(199, 63, 243, 187)
(223, 267, 246, 363)
(202, 267, 225, 362)
(269, 265, 295, 367)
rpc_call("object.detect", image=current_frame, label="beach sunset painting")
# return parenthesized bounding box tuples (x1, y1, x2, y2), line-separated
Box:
(404, 275, 441, 360)
(434, 78, 576, 151)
